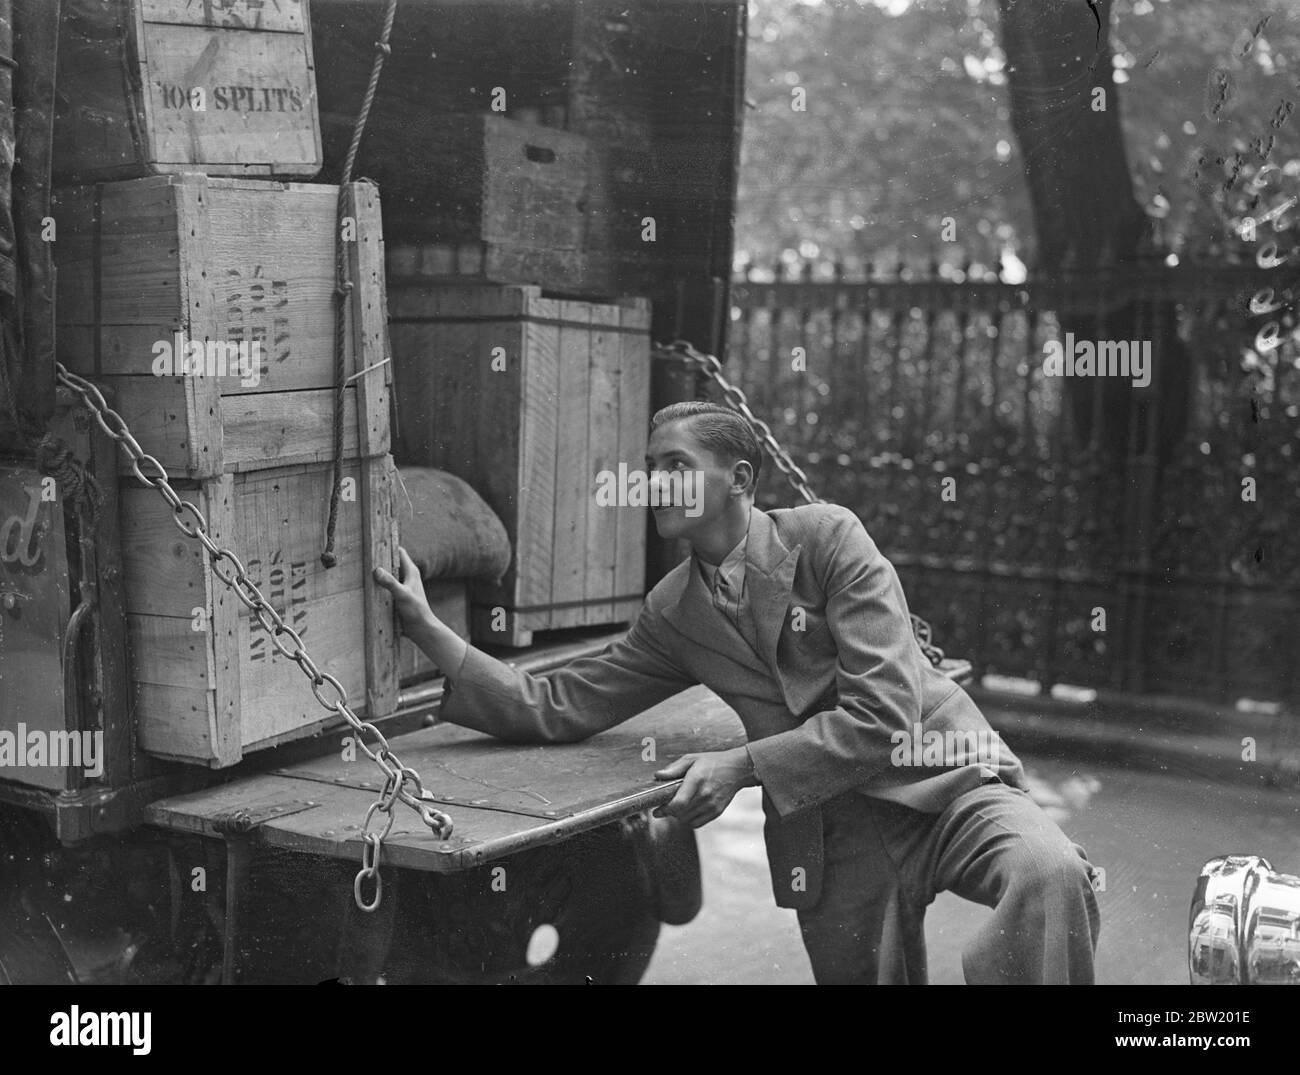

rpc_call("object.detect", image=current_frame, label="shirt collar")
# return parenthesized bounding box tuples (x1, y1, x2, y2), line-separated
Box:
(696, 513, 752, 590)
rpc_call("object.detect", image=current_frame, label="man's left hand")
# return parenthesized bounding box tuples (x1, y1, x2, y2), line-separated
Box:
(653, 748, 759, 829)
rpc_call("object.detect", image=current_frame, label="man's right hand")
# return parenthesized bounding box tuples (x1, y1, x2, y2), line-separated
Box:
(374, 547, 469, 676)
(374, 546, 439, 636)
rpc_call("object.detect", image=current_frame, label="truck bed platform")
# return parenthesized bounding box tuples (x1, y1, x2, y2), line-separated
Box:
(145, 684, 745, 871)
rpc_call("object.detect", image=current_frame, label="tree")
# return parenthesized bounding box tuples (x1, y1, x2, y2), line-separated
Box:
(738, 0, 1300, 279)
(738, 0, 1032, 273)
(997, 0, 1190, 461)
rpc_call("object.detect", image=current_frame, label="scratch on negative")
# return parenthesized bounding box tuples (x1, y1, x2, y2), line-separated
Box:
(425, 757, 554, 806)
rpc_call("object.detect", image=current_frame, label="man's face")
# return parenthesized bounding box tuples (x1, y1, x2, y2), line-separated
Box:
(644, 419, 749, 541)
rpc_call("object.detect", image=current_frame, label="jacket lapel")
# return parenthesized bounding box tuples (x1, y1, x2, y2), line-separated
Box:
(662, 550, 769, 676)
(744, 509, 801, 681)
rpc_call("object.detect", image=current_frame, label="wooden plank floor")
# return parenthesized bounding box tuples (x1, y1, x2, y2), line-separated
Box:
(145, 685, 744, 872)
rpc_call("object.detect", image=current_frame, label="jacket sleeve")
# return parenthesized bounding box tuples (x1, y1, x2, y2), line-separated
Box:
(437, 607, 697, 744)
(745, 507, 924, 817)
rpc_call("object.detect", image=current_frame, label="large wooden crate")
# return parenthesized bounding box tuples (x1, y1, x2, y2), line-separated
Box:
(388, 284, 650, 647)
(365, 113, 616, 297)
(54, 176, 391, 479)
(55, 0, 322, 182)
(119, 456, 399, 767)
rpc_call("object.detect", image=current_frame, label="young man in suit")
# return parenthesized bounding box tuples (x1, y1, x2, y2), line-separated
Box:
(375, 402, 1101, 984)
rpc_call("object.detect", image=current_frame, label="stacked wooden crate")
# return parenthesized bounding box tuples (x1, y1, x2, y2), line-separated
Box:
(308, 0, 758, 644)
(52, 0, 400, 767)
(376, 113, 617, 298)
(388, 281, 650, 647)
(375, 102, 656, 646)
(314, 0, 662, 649)
(56, 0, 322, 182)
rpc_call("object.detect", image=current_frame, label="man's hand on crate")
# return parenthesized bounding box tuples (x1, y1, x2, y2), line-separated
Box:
(375, 547, 469, 675)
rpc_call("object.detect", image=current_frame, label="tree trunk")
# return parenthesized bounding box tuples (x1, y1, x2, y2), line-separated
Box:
(997, 0, 1189, 463)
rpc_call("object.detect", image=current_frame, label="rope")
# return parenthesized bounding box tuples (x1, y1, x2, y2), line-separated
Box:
(34, 432, 102, 525)
(322, 0, 398, 569)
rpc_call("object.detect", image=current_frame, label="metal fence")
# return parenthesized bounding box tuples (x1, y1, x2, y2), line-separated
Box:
(725, 255, 1300, 704)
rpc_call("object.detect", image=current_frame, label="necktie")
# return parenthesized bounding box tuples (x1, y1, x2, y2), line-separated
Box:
(713, 569, 760, 654)
(712, 569, 736, 623)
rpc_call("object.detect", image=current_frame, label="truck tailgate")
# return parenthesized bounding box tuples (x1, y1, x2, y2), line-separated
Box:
(144, 684, 744, 872)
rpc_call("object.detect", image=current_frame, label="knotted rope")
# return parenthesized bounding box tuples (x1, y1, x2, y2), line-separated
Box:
(322, 0, 398, 568)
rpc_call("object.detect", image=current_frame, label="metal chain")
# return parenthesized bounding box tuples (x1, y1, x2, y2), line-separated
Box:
(54, 363, 452, 911)
(654, 339, 946, 668)
(655, 340, 822, 506)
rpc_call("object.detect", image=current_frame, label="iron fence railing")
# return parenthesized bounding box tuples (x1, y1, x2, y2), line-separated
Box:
(725, 255, 1299, 704)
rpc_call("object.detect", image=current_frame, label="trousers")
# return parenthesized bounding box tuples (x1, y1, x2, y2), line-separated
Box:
(795, 780, 1101, 984)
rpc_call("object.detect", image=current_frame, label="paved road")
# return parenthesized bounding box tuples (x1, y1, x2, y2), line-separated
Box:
(643, 746, 1300, 985)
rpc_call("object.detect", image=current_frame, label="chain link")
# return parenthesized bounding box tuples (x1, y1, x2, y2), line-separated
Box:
(653, 339, 946, 668)
(654, 340, 823, 506)
(55, 363, 451, 911)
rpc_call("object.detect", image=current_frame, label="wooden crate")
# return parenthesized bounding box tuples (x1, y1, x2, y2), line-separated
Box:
(388, 284, 650, 647)
(366, 113, 616, 297)
(54, 175, 391, 479)
(55, 0, 321, 182)
(119, 456, 399, 768)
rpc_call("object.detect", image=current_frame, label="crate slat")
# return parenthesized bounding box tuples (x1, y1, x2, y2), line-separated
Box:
(509, 306, 562, 645)
(586, 303, 622, 624)
(551, 302, 593, 628)
(615, 300, 653, 625)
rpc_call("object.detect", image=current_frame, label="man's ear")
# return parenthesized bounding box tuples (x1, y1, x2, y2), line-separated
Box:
(732, 459, 755, 496)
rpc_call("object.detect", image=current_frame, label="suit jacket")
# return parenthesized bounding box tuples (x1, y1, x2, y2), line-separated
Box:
(438, 503, 1029, 909)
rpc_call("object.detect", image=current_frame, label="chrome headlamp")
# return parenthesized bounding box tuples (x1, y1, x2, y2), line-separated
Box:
(1189, 856, 1300, 985)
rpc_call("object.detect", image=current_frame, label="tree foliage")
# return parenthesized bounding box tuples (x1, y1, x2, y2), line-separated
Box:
(737, 0, 1300, 273)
